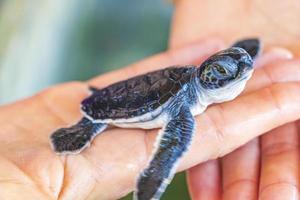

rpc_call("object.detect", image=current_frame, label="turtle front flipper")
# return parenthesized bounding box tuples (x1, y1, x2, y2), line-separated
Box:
(50, 117, 107, 154)
(232, 38, 261, 59)
(134, 105, 195, 200)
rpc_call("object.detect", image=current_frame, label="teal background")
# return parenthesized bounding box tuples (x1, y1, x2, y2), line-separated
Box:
(0, 0, 191, 199)
(0, 0, 171, 103)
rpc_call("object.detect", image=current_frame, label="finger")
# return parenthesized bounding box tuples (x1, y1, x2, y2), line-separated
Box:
(259, 123, 300, 200)
(254, 47, 293, 68)
(187, 159, 221, 200)
(222, 139, 260, 200)
(91, 44, 299, 97)
(88, 38, 224, 87)
(243, 59, 300, 94)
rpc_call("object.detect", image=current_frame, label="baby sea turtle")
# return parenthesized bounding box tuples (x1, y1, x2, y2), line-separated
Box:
(50, 38, 261, 200)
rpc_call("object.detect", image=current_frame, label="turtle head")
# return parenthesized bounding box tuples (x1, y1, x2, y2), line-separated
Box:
(197, 47, 254, 103)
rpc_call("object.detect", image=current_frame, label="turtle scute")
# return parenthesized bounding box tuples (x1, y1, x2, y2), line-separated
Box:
(81, 66, 197, 120)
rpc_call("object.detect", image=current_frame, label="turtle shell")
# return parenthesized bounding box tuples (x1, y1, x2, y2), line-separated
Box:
(81, 66, 196, 120)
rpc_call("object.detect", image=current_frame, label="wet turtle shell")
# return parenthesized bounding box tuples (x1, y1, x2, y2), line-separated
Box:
(81, 66, 197, 120)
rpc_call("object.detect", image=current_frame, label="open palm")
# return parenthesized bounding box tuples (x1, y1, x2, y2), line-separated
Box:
(0, 39, 300, 200)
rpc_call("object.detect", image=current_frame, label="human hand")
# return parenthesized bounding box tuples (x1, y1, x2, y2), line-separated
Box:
(170, 1, 300, 199)
(186, 51, 300, 200)
(170, 0, 300, 56)
(187, 122, 300, 200)
(0, 38, 300, 200)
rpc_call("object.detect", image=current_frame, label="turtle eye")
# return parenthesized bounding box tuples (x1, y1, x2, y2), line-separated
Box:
(214, 65, 227, 75)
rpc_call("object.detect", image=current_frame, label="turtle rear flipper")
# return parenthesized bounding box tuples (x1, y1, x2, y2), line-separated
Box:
(50, 117, 107, 154)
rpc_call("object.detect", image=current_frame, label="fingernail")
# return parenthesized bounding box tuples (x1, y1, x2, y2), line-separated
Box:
(255, 47, 293, 68)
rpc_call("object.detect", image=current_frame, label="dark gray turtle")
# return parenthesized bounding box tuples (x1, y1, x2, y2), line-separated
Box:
(50, 38, 261, 200)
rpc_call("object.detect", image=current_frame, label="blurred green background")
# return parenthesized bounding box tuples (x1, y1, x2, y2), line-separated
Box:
(0, 0, 190, 199)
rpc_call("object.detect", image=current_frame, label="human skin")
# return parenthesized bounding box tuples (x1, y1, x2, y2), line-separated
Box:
(170, 0, 300, 56)
(170, 1, 300, 199)
(0, 38, 300, 200)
